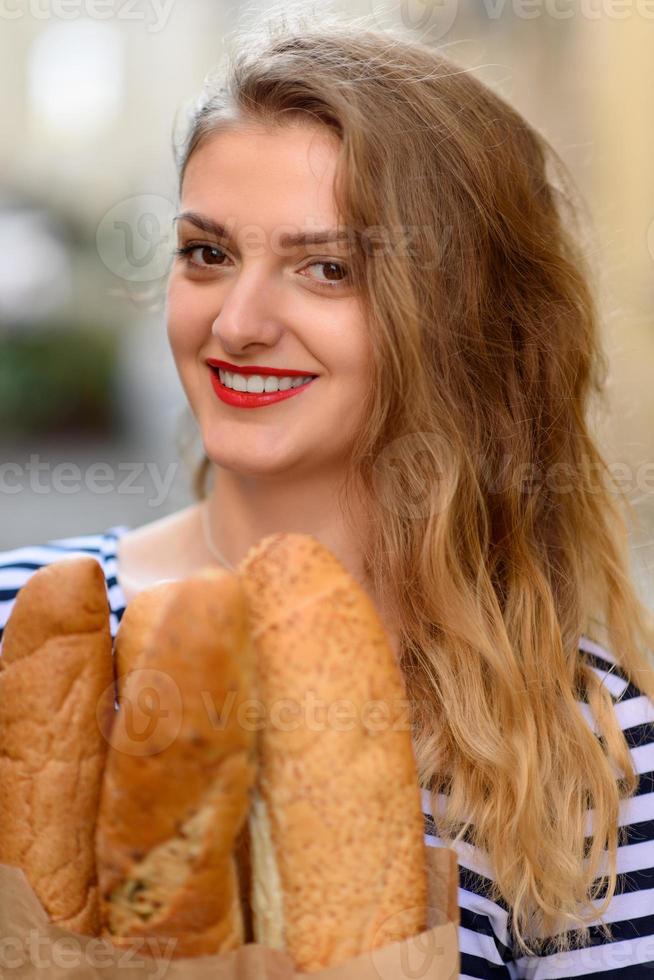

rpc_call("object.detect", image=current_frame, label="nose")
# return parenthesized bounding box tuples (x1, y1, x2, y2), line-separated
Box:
(210, 268, 283, 349)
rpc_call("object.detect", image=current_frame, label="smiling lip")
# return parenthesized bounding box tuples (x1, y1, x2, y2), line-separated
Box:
(206, 358, 318, 378)
(208, 366, 317, 408)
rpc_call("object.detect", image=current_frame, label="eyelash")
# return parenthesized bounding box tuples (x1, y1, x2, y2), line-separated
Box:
(173, 243, 349, 291)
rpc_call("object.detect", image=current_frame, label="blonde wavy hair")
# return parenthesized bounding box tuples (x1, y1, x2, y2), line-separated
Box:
(172, 10, 654, 958)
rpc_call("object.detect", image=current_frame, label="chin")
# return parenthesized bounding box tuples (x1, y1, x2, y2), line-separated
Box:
(201, 434, 301, 478)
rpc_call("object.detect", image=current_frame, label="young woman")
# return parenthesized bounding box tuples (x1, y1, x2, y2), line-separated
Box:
(2, 16, 653, 976)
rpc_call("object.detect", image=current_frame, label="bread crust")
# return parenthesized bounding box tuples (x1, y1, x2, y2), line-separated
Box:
(0, 556, 115, 935)
(95, 568, 256, 957)
(112, 580, 179, 695)
(237, 533, 428, 972)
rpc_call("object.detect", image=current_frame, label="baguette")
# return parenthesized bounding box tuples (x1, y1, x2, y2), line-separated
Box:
(0, 556, 115, 935)
(237, 532, 428, 972)
(95, 567, 256, 957)
(112, 579, 179, 696)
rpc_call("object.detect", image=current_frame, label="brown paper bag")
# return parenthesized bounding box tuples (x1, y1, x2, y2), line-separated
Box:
(0, 844, 459, 978)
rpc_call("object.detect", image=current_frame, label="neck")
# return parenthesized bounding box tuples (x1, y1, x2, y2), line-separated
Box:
(203, 462, 372, 596)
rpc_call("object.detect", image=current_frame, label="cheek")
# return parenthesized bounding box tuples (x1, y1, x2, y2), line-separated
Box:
(328, 316, 371, 385)
(166, 275, 209, 355)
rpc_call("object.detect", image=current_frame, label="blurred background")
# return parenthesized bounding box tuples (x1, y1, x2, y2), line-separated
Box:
(0, 0, 652, 608)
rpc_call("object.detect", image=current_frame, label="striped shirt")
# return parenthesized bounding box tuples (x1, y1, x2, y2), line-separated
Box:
(1, 527, 653, 978)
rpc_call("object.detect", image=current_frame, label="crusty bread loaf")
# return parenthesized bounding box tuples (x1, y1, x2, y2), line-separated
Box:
(95, 567, 257, 957)
(112, 580, 179, 696)
(237, 532, 428, 972)
(0, 556, 115, 935)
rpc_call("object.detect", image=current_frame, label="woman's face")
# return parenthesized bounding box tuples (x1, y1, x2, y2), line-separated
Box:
(167, 120, 371, 479)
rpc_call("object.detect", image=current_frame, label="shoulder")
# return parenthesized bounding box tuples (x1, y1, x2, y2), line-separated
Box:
(117, 504, 204, 580)
(0, 526, 130, 644)
(421, 633, 654, 977)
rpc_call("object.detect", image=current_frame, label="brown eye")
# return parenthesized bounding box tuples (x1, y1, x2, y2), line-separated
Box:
(175, 244, 229, 268)
(196, 246, 227, 266)
(303, 260, 349, 289)
(315, 262, 345, 281)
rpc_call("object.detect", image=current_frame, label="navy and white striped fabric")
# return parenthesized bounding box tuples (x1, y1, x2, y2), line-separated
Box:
(0, 527, 129, 642)
(1, 528, 653, 977)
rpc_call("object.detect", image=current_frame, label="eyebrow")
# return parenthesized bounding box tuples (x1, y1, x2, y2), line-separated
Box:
(174, 210, 351, 248)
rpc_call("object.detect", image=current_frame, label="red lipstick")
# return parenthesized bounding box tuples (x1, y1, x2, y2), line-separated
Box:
(206, 358, 318, 378)
(206, 360, 319, 409)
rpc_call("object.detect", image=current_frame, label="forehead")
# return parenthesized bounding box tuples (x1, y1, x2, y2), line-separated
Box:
(180, 122, 342, 231)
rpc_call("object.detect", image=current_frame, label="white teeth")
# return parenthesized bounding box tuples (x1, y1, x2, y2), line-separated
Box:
(217, 369, 315, 393)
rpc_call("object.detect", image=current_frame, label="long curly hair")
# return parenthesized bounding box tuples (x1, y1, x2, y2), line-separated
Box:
(171, 9, 654, 957)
